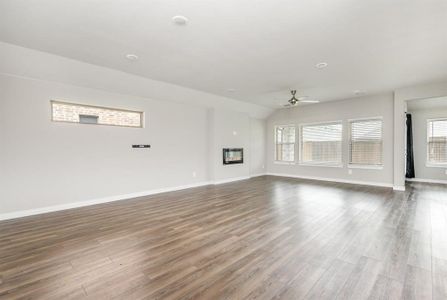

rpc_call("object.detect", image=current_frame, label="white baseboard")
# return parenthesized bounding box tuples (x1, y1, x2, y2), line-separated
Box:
(406, 178, 447, 185)
(0, 175, 264, 221)
(249, 173, 266, 178)
(0, 180, 213, 221)
(0, 172, 402, 222)
(393, 185, 406, 191)
(266, 172, 393, 188)
(214, 176, 250, 185)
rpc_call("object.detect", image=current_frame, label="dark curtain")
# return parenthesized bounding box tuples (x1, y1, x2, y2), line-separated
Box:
(406, 113, 415, 178)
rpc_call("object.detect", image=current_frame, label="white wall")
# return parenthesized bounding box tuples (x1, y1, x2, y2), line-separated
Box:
(0, 74, 206, 214)
(266, 94, 395, 186)
(249, 118, 266, 176)
(0, 43, 272, 217)
(408, 106, 447, 181)
(0, 74, 268, 217)
(207, 109, 251, 182)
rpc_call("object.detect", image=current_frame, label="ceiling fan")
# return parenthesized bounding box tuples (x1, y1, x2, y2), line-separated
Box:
(283, 90, 319, 107)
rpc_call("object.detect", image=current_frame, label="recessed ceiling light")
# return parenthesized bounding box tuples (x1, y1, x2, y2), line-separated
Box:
(315, 62, 328, 69)
(354, 90, 366, 96)
(172, 15, 188, 25)
(227, 88, 236, 93)
(126, 54, 138, 61)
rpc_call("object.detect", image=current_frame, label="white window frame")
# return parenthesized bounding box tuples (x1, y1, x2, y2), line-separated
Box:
(348, 117, 384, 170)
(298, 120, 343, 168)
(51, 100, 144, 128)
(426, 118, 447, 168)
(274, 124, 296, 164)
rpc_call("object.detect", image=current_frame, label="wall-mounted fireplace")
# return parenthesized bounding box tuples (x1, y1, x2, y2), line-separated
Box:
(223, 148, 244, 165)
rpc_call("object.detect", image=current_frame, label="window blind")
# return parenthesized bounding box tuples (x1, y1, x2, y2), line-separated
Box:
(275, 125, 295, 162)
(428, 119, 447, 164)
(300, 122, 342, 165)
(349, 119, 383, 165)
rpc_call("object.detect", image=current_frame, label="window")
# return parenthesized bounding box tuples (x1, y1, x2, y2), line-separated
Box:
(275, 125, 296, 162)
(300, 122, 342, 166)
(349, 118, 383, 166)
(79, 115, 99, 124)
(427, 119, 447, 165)
(51, 101, 143, 128)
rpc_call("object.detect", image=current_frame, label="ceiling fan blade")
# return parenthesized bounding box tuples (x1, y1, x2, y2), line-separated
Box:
(299, 100, 320, 103)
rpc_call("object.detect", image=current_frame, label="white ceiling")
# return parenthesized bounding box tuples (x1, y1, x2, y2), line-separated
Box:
(1, 0, 447, 108)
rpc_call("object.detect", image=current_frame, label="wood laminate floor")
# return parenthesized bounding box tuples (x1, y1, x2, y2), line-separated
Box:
(1, 176, 447, 299)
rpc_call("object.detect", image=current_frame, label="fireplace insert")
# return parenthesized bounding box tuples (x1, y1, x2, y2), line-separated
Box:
(223, 148, 244, 165)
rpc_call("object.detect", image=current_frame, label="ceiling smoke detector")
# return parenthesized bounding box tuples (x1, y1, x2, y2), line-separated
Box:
(172, 16, 188, 25)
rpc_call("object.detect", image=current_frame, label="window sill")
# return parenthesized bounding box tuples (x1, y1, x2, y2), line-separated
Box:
(274, 161, 295, 165)
(426, 163, 447, 168)
(299, 162, 343, 168)
(348, 164, 383, 170)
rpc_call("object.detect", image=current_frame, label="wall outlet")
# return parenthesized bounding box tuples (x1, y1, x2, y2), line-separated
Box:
(192, 171, 197, 178)
(348, 169, 353, 175)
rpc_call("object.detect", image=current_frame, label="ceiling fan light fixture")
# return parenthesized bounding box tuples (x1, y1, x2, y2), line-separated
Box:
(282, 90, 320, 107)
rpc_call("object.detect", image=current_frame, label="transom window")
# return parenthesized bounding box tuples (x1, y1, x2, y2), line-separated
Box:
(427, 119, 447, 165)
(349, 118, 383, 166)
(300, 122, 342, 165)
(51, 101, 143, 128)
(275, 125, 296, 162)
